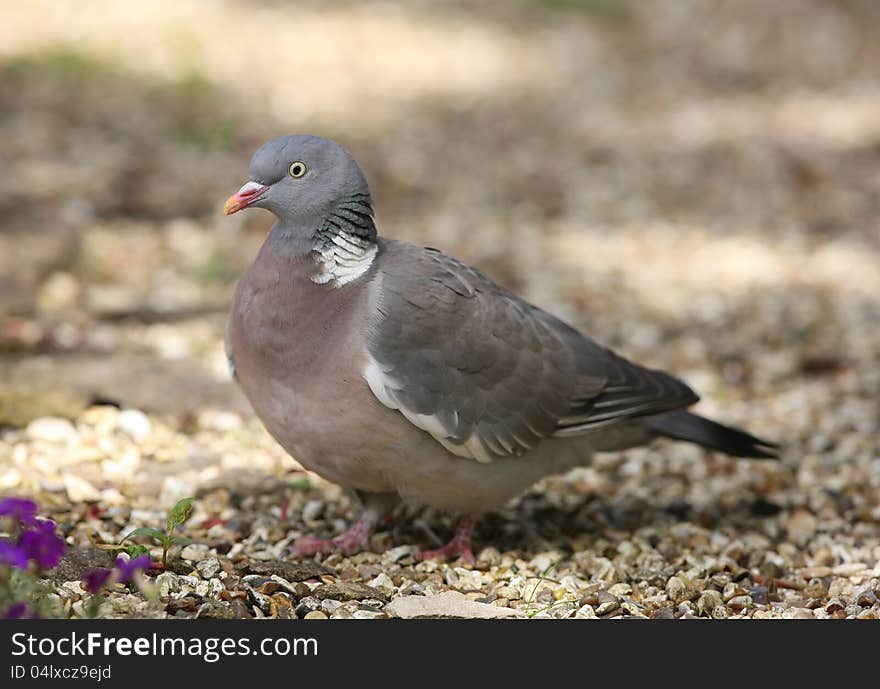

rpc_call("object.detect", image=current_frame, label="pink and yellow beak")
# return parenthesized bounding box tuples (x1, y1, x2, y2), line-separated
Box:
(224, 181, 269, 215)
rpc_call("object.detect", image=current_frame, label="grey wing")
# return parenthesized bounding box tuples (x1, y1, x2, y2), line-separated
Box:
(364, 240, 698, 462)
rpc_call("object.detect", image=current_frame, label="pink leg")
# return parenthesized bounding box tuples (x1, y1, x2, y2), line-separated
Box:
(290, 491, 398, 558)
(416, 516, 475, 564)
(291, 513, 376, 557)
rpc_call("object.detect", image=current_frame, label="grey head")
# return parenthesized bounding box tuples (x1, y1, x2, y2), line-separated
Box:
(225, 135, 379, 284)
(224, 134, 373, 230)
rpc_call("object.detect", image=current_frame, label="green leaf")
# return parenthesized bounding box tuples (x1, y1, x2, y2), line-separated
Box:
(125, 544, 150, 558)
(166, 497, 194, 533)
(170, 537, 191, 545)
(287, 477, 311, 491)
(120, 527, 166, 544)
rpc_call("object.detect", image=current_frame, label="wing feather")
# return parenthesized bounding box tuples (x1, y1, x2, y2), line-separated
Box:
(364, 240, 697, 461)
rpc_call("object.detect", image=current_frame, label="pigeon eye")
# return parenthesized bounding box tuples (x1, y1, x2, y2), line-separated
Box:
(289, 161, 307, 178)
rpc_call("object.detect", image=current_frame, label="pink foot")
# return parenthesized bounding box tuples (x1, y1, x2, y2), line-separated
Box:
(291, 514, 376, 557)
(416, 516, 475, 564)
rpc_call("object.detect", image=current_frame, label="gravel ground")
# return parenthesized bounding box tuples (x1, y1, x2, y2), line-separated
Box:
(1, 0, 879, 619)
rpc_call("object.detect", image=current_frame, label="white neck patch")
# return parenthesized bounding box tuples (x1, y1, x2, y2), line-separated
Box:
(311, 229, 377, 287)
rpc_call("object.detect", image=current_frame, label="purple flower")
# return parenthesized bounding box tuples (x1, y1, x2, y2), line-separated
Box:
(18, 519, 65, 569)
(0, 497, 38, 526)
(114, 555, 151, 584)
(0, 541, 29, 569)
(3, 602, 30, 619)
(83, 568, 114, 594)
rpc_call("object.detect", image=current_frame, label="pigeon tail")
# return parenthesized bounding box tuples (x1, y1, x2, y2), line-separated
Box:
(645, 410, 779, 459)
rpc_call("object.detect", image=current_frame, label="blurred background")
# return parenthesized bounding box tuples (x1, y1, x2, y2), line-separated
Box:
(0, 1, 877, 543)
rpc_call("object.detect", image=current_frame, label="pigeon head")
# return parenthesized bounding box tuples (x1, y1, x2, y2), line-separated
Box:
(224, 135, 371, 223)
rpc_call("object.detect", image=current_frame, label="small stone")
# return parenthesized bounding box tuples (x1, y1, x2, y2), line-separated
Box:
(166, 597, 200, 614)
(666, 576, 686, 601)
(855, 589, 876, 606)
(301, 500, 324, 521)
(247, 559, 333, 581)
(352, 609, 388, 620)
(833, 563, 867, 576)
(382, 545, 414, 564)
(697, 590, 723, 615)
(576, 604, 597, 619)
(229, 599, 252, 619)
(596, 591, 619, 615)
(295, 596, 321, 618)
(27, 417, 77, 443)
(180, 544, 211, 562)
(386, 591, 526, 619)
(608, 583, 632, 597)
(785, 509, 817, 545)
(117, 409, 152, 442)
(749, 586, 769, 605)
(596, 600, 619, 616)
(783, 607, 815, 619)
(51, 548, 114, 584)
(304, 611, 328, 620)
(476, 547, 501, 566)
(727, 595, 753, 611)
(62, 474, 101, 502)
(330, 604, 355, 619)
(445, 567, 483, 590)
(620, 600, 643, 616)
(196, 558, 221, 579)
(367, 572, 395, 593)
(156, 572, 181, 598)
(312, 582, 387, 603)
(825, 598, 845, 613)
(196, 600, 235, 619)
(321, 599, 343, 614)
(711, 605, 729, 619)
(722, 582, 746, 602)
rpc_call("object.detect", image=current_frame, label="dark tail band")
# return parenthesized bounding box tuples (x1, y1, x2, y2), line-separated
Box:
(645, 410, 779, 460)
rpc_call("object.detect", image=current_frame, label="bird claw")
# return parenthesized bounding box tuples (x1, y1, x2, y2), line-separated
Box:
(416, 516, 475, 564)
(416, 543, 475, 565)
(289, 515, 375, 558)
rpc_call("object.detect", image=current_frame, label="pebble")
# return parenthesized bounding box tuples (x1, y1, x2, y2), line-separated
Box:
(312, 582, 387, 603)
(180, 544, 211, 562)
(352, 609, 388, 620)
(117, 409, 152, 442)
(785, 510, 818, 545)
(666, 576, 687, 602)
(382, 545, 414, 564)
(26, 417, 77, 443)
(386, 591, 526, 619)
(367, 572, 395, 593)
(196, 558, 221, 579)
(727, 595, 753, 611)
(711, 605, 729, 619)
(782, 608, 816, 620)
(247, 559, 333, 581)
(855, 590, 876, 606)
(697, 590, 723, 615)
(445, 567, 483, 590)
(62, 474, 102, 502)
(304, 611, 328, 620)
(295, 597, 321, 618)
(576, 604, 597, 619)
